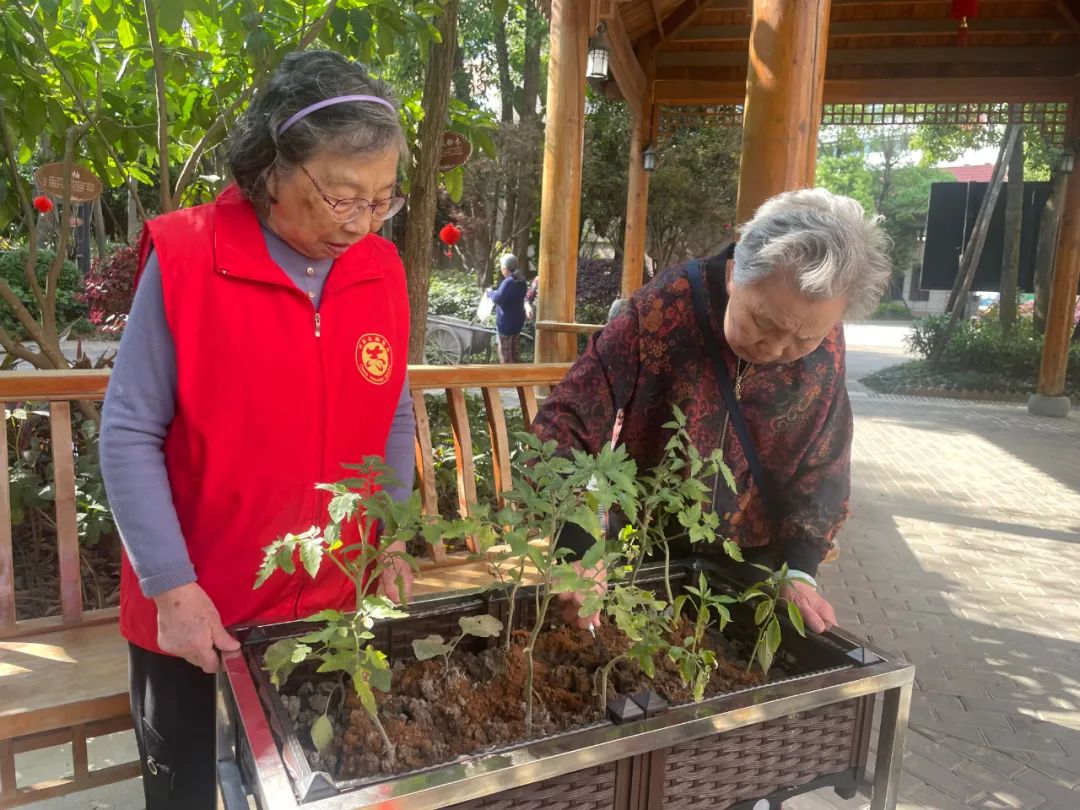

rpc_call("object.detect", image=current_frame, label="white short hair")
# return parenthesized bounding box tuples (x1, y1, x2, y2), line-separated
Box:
(499, 253, 519, 271)
(732, 188, 892, 321)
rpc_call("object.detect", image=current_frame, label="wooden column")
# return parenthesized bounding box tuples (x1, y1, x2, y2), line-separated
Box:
(1034, 104, 1080, 406)
(621, 104, 652, 298)
(735, 0, 831, 224)
(536, 0, 591, 363)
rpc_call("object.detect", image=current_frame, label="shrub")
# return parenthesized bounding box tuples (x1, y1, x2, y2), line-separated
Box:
(0, 248, 85, 338)
(870, 300, 911, 321)
(576, 257, 622, 325)
(80, 246, 139, 336)
(905, 315, 949, 359)
(428, 270, 481, 321)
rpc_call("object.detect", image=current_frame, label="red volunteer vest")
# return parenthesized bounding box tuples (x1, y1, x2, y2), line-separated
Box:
(120, 185, 410, 654)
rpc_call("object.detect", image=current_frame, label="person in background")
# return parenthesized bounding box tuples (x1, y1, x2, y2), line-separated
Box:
(100, 51, 415, 810)
(534, 189, 892, 637)
(524, 273, 539, 323)
(488, 253, 528, 363)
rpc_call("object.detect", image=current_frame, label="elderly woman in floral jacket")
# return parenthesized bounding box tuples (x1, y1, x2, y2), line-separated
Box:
(536, 188, 892, 636)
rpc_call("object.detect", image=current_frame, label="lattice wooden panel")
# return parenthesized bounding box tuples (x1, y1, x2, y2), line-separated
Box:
(659, 102, 1071, 147)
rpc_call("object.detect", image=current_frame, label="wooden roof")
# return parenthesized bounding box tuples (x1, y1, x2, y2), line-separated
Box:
(592, 0, 1080, 106)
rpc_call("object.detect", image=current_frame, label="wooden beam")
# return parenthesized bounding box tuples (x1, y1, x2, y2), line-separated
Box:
(537, 0, 591, 363)
(598, 4, 647, 120)
(637, 0, 710, 59)
(823, 76, 1076, 104)
(622, 105, 652, 298)
(673, 17, 1071, 42)
(737, 0, 830, 224)
(657, 45, 1080, 68)
(1055, 0, 1080, 33)
(1035, 93, 1080, 404)
(409, 363, 570, 388)
(653, 76, 1077, 105)
(535, 320, 606, 335)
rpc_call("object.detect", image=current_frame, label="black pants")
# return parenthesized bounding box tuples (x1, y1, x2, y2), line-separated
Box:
(129, 643, 217, 810)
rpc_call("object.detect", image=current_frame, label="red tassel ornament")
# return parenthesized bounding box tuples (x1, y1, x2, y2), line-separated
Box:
(951, 0, 978, 46)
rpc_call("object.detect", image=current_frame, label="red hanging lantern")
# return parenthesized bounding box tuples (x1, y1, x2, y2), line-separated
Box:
(33, 195, 54, 214)
(951, 0, 978, 46)
(439, 223, 462, 257)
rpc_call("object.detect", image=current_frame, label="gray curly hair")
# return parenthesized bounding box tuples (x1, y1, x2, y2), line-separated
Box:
(732, 188, 893, 321)
(227, 50, 407, 210)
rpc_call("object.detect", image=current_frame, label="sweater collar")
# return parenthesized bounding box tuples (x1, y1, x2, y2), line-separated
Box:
(213, 185, 385, 291)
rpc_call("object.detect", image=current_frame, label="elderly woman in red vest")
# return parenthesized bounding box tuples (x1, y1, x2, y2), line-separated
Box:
(100, 51, 414, 809)
(539, 189, 892, 639)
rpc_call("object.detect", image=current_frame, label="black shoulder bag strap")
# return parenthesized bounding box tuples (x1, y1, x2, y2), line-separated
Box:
(686, 258, 776, 517)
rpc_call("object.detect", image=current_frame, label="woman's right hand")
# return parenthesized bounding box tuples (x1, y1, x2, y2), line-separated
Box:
(557, 561, 606, 631)
(152, 582, 240, 673)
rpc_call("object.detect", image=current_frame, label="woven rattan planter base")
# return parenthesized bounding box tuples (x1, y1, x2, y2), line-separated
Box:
(218, 561, 913, 810)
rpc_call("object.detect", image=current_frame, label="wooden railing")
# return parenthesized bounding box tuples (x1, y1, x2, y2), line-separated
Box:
(0, 364, 570, 638)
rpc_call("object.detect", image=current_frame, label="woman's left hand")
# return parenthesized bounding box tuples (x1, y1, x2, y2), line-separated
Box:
(379, 544, 414, 605)
(781, 580, 837, 634)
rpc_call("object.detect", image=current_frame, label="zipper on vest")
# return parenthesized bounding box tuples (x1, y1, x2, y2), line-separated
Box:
(314, 312, 321, 338)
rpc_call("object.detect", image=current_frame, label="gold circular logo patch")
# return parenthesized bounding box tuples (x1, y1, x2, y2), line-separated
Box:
(356, 333, 392, 385)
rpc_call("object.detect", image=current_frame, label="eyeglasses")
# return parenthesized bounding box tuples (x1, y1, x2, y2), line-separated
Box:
(299, 165, 406, 223)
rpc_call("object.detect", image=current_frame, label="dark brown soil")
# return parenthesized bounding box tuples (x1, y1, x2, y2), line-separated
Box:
(278, 616, 767, 782)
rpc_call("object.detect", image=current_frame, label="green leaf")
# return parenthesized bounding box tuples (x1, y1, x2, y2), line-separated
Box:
(756, 638, 775, 675)
(580, 538, 606, 572)
(355, 680, 378, 718)
(412, 634, 450, 661)
(459, 614, 503, 639)
(300, 540, 324, 578)
(787, 600, 806, 637)
(767, 616, 782, 654)
(722, 540, 744, 562)
(263, 638, 307, 687)
(117, 18, 135, 48)
(310, 714, 333, 753)
(754, 599, 771, 626)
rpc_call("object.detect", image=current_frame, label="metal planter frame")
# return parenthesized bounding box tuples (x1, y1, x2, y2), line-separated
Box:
(217, 562, 914, 810)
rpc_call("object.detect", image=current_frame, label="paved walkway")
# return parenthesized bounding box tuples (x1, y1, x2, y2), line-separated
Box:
(790, 393, 1080, 810)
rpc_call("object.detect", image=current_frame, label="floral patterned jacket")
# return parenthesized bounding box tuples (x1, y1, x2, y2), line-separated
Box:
(532, 253, 853, 576)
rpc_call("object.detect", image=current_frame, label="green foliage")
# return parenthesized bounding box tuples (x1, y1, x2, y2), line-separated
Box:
(259, 407, 812, 758)
(580, 95, 739, 271)
(0, 0, 463, 232)
(411, 613, 504, 672)
(256, 457, 431, 765)
(668, 573, 736, 701)
(740, 564, 806, 676)
(876, 315, 1080, 395)
(6, 407, 114, 547)
(870, 301, 912, 321)
(815, 129, 955, 273)
(0, 248, 84, 338)
(427, 270, 480, 320)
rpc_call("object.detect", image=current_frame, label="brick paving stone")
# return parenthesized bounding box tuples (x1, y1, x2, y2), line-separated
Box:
(790, 395, 1080, 808)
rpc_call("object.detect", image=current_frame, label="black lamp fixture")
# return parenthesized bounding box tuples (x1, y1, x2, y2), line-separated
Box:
(587, 23, 610, 81)
(643, 143, 657, 172)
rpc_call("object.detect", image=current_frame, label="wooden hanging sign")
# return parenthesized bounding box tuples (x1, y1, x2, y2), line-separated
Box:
(439, 132, 473, 172)
(33, 162, 103, 202)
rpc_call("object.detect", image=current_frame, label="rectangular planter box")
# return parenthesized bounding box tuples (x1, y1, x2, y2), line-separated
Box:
(217, 561, 914, 810)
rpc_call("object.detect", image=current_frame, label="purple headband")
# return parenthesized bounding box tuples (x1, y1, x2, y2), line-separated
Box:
(278, 94, 396, 136)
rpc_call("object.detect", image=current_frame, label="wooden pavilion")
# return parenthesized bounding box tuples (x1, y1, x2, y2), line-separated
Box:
(533, 0, 1080, 415)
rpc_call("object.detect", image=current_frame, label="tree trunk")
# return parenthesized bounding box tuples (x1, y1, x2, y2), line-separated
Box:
(494, 9, 515, 124)
(127, 186, 141, 243)
(402, 0, 460, 363)
(92, 199, 109, 261)
(1034, 172, 1066, 334)
(513, 0, 544, 271)
(933, 124, 1020, 364)
(999, 112, 1024, 332)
